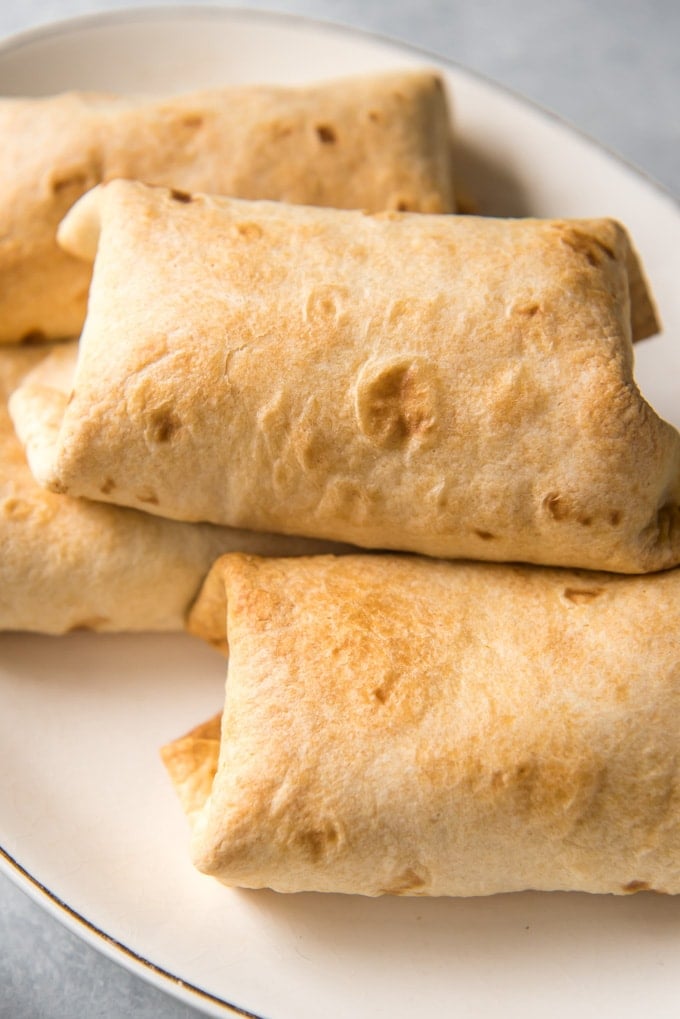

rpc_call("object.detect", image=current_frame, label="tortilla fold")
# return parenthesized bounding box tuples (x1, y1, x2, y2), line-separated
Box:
(161, 552, 680, 896)
(0, 343, 348, 634)
(0, 70, 455, 344)
(32, 179, 679, 573)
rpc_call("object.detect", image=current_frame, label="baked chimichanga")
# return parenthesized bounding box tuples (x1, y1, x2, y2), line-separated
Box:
(163, 553, 680, 897)
(0, 343, 347, 634)
(0, 70, 455, 344)
(29, 179, 677, 574)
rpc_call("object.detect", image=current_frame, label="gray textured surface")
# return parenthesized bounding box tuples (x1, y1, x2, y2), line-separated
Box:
(0, 2, 678, 1017)
(0, 0, 678, 195)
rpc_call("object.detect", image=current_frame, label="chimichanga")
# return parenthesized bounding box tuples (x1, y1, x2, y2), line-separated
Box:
(38, 180, 677, 573)
(163, 553, 680, 897)
(0, 70, 455, 344)
(0, 344, 347, 634)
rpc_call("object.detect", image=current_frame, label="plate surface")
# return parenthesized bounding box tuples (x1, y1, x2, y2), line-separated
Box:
(1, 8, 680, 1019)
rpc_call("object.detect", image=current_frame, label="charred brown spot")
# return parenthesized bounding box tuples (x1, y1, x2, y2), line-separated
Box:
(543, 492, 568, 521)
(580, 249, 598, 268)
(236, 221, 263, 240)
(99, 477, 116, 495)
(474, 529, 496, 541)
(656, 503, 680, 544)
(149, 411, 180, 443)
(518, 303, 540, 317)
(454, 193, 479, 215)
(367, 109, 381, 122)
(623, 880, 650, 894)
(300, 830, 324, 860)
(181, 113, 204, 129)
(1, 497, 32, 520)
(154, 419, 176, 442)
(595, 239, 616, 259)
(296, 823, 339, 861)
(609, 509, 622, 526)
(20, 329, 47, 345)
(66, 615, 109, 632)
(357, 360, 436, 448)
(317, 297, 337, 316)
(170, 188, 192, 203)
(561, 228, 616, 267)
(371, 671, 397, 705)
(51, 171, 90, 193)
(563, 587, 604, 604)
(615, 682, 630, 703)
(381, 868, 428, 895)
(137, 492, 159, 505)
(544, 493, 592, 526)
(315, 123, 337, 144)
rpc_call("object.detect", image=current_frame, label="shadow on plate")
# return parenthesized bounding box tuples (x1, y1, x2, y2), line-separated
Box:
(235, 878, 680, 976)
(455, 138, 535, 218)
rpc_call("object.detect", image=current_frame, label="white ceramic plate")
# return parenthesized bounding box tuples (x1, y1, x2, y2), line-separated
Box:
(1, 8, 679, 1019)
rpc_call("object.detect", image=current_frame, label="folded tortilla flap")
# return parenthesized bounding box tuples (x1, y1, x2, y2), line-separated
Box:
(0, 70, 455, 344)
(171, 553, 680, 896)
(8, 342, 75, 489)
(625, 239, 661, 341)
(160, 714, 222, 825)
(48, 180, 679, 573)
(56, 184, 102, 262)
(186, 553, 233, 654)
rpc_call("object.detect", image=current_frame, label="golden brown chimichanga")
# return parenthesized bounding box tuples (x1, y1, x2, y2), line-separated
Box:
(162, 553, 680, 897)
(31, 179, 678, 574)
(0, 343, 348, 634)
(0, 70, 455, 344)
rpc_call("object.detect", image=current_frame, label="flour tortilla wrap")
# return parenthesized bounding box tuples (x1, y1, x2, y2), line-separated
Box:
(161, 552, 680, 896)
(0, 70, 455, 344)
(1, 343, 347, 634)
(36, 180, 677, 573)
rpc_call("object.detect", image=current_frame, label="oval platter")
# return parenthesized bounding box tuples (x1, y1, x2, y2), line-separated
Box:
(1, 7, 679, 1018)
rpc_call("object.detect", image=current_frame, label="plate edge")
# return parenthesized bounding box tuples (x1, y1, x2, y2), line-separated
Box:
(0, 842, 265, 1019)
(0, 6, 678, 1018)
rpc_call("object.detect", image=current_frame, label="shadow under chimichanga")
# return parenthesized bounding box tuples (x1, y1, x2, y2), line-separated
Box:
(453, 136, 535, 218)
(233, 880, 680, 980)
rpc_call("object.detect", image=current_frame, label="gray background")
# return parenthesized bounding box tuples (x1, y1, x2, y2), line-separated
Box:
(1, 1, 678, 1017)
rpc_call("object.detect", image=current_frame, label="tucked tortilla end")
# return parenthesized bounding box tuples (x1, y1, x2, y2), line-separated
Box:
(626, 237, 661, 341)
(56, 184, 105, 262)
(186, 553, 234, 654)
(160, 713, 222, 825)
(8, 341, 78, 490)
